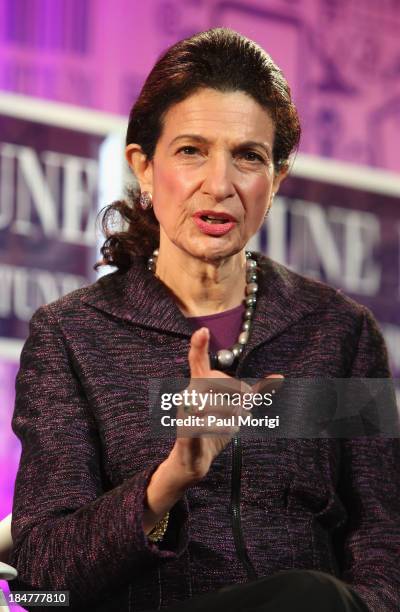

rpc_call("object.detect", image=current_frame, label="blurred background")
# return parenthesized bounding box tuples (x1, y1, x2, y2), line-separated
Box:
(0, 0, 399, 607)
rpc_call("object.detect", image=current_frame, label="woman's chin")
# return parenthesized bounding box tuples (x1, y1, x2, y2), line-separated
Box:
(184, 241, 244, 262)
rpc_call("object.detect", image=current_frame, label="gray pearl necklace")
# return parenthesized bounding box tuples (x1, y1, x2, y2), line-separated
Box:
(147, 249, 258, 370)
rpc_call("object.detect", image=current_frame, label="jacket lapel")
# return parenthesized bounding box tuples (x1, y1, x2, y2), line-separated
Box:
(239, 255, 326, 364)
(81, 256, 194, 337)
(81, 254, 328, 360)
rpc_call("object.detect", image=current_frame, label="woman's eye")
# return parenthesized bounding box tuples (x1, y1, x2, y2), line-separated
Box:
(239, 151, 265, 163)
(177, 146, 199, 155)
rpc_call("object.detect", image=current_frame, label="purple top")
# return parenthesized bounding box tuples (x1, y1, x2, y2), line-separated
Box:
(186, 304, 245, 353)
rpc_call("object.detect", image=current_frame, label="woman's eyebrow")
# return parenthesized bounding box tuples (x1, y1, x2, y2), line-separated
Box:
(169, 134, 272, 155)
(168, 134, 209, 148)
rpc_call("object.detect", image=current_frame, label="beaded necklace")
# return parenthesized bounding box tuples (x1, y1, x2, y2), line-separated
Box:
(147, 250, 258, 370)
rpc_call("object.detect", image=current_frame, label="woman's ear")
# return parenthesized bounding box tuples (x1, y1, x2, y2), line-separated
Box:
(125, 143, 154, 192)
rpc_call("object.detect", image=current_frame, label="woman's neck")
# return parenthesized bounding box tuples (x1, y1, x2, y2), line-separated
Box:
(154, 243, 247, 317)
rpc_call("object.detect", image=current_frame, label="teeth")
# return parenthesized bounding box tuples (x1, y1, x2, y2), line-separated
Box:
(202, 215, 229, 224)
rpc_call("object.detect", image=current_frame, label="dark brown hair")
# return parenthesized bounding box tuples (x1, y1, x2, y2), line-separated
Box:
(95, 27, 301, 271)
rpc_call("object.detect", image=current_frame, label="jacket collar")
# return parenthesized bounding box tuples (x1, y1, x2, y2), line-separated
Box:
(81, 253, 330, 358)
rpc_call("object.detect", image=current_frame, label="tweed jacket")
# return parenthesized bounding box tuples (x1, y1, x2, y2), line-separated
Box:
(9, 253, 400, 611)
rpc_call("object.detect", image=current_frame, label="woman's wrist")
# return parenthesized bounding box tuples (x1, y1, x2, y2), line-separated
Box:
(143, 453, 195, 535)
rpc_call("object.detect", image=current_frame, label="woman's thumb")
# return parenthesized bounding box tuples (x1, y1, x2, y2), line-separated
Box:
(188, 327, 211, 378)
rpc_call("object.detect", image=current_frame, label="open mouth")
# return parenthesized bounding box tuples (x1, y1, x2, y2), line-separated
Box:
(193, 212, 236, 235)
(201, 215, 230, 224)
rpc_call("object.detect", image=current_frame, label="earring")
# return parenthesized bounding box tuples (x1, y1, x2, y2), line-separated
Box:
(139, 191, 153, 210)
(264, 192, 275, 218)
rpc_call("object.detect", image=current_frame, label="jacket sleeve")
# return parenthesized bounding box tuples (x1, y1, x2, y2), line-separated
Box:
(8, 305, 189, 608)
(339, 305, 400, 612)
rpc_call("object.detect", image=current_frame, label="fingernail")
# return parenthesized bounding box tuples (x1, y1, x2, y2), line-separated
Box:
(201, 327, 209, 339)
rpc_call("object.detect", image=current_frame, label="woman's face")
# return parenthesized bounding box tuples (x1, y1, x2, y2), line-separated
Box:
(128, 88, 285, 261)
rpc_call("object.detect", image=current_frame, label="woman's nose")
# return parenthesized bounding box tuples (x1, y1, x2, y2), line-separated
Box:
(201, 153, 235, 202)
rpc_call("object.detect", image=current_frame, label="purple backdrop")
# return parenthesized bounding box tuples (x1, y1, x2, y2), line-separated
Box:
(0, 0, 399, 171)
(0, 115, 103, 339)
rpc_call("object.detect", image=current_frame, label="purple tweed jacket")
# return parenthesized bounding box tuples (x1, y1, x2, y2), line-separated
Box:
(9, 253, 400, 611)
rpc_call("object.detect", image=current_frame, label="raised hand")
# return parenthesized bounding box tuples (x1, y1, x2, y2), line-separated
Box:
(171, 327, 283, 483)
(144, 327, 283, 534)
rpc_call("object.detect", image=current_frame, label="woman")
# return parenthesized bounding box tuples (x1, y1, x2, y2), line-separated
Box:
(8, 28, 399, 611)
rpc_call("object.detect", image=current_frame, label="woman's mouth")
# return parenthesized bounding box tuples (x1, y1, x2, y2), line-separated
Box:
(193, 211, 237, 236)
